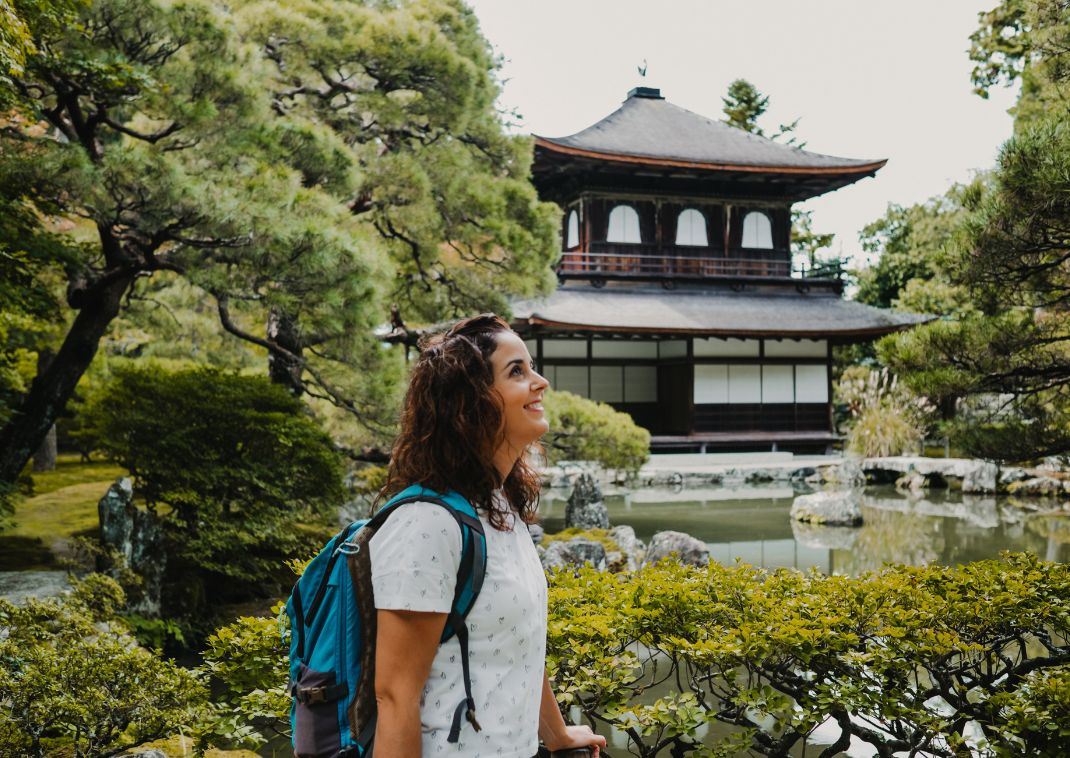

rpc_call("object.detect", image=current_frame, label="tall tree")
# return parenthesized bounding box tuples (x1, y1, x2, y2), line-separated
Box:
(0, 0, 559, 488)
(877, 2, 1070, 460)
(970, 0, 1070, 128)
(855, 182, 979, 317)
(721, 78, 826, 268)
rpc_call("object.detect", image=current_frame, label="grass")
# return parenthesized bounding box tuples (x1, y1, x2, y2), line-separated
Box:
(0, 454, 127, 571)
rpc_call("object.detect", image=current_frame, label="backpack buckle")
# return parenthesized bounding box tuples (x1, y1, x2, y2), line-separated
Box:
(296, 686, 327, 705)
(294, 682, 348, 705)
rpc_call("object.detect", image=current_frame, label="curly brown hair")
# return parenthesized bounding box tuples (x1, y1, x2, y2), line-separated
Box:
(381, 314, 542, 530)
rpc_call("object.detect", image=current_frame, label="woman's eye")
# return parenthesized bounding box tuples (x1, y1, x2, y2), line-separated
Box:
(510, 365, 523, 376)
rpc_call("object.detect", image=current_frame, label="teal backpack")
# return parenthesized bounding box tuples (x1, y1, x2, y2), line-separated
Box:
(284, 485, 487, 758)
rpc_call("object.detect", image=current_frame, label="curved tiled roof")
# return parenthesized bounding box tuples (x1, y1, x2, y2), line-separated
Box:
(536, 90, 885, 175)
(512, 286, 930, 340)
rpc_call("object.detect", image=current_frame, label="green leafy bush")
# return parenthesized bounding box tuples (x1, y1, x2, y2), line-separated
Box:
(542, 527, 620, 553)
(542, 388, 650, 473)
(547, 553, 1070, 757)
(837, 366, 934, 457)
(0, 575, 206, 758)
(198, 607, 291, 751)
(77, 364, 345, 614)
(199, 553, 1070, 757)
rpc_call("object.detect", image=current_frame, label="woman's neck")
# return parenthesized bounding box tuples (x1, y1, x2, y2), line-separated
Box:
(493, 444, 520, 483)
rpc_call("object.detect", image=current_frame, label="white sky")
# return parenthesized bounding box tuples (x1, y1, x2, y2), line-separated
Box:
(465, 0, 1019, 268)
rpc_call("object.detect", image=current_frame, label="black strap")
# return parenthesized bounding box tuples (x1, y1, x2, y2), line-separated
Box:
(356, 713, 377, 755)
(292, 585, 305, 660)
(293, 681, 349, 705)
(445, 517, 484, 743)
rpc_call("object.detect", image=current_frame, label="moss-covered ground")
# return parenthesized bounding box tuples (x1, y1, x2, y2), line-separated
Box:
(0, 454, 126, 570)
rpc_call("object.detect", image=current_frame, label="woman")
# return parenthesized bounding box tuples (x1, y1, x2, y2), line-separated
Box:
(369, 314, 606, 758)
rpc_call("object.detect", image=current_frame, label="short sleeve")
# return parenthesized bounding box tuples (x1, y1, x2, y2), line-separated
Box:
(369, 501, 463, 613)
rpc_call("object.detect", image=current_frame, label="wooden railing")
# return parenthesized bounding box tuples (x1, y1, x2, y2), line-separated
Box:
(556, 251, 843, 282)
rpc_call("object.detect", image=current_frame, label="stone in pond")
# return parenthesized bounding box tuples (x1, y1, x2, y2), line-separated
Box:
(565, 472, 609, 529)
(790, 490, 863, 526)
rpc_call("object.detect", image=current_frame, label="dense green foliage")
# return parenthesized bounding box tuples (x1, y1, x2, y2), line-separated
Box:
(970, 0, 1070, 129)
(0, 0, 559, 485)
(547, 554, 1070, 757)
(0, 575, 206, 758)
(877, 121, 1070, 460)
(853, 2, 1070, 461)
(198, 608, 291, 750)
(190, 554, 1070, 756)
(78, 364, 343, 609)
(542, 388, 650, 473)
(854, 183, 978, 316)
(836, 366, 934, 457)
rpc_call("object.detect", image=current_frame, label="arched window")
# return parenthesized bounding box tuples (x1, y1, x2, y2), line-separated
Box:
(565, 209, 579, 249)
(606, 205, 641, 243)
(675, 208, 708, 246)
(741, 211, 773, 249)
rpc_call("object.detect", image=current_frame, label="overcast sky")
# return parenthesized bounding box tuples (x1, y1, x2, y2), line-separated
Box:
(465, 0, 1018, 268)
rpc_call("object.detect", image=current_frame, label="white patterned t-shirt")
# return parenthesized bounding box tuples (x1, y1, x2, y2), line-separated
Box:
(369, 499, 547, 758)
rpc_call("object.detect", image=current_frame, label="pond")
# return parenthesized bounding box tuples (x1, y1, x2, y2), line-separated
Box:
(538, 483, 1070, 573)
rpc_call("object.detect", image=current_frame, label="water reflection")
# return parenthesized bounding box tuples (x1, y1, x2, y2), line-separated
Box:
(539, 485, 1070, 574)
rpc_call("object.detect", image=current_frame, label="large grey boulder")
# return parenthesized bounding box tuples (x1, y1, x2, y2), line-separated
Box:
(1006, 476, 1070, 497)
(810, 457, 865, 488)
(962, 462, 999, 494)
(643, 531, 709, 567)
(790, 490, 863, 526)
(607, 525, 645, 572)
(565, 472, 609, 529)
(542, 539, 607, 571)
(98, 478, 165, 616)
(0, 571, 71, 605)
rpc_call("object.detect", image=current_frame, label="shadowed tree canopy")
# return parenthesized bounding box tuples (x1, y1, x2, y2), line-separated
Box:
(876, 2, 1070, 460)
(0, 0, 559, 491)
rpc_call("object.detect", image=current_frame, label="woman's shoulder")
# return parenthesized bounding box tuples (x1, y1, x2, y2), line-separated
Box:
(370, 500, 465, 550)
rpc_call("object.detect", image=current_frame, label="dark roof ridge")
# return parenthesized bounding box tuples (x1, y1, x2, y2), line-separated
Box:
(535, 92, 884, 172)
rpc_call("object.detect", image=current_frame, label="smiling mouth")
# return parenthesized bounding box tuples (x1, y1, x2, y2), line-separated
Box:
(525, 401, 543, 412)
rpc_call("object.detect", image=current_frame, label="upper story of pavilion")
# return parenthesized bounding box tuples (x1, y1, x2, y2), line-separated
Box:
(532, 87, 886, 291)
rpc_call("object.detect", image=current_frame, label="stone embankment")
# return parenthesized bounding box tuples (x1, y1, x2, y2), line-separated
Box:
(538, 470, 709, 572)
(544, 454, 1070, 501)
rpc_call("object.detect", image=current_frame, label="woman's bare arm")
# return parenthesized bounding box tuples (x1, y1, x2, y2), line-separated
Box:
(373, 608, 448, 758)
(539, 671, 606, 756)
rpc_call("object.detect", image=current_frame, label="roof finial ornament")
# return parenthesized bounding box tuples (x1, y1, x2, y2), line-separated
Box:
(637, 58, 647, 78)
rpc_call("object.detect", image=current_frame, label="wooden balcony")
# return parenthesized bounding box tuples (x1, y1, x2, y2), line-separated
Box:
(557, 249, 844, 284)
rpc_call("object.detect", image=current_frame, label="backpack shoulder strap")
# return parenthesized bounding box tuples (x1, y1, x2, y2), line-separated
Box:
(372, 485, 488, 743)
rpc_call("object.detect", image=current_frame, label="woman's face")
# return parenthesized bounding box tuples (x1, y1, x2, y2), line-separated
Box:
(489, 331, 550, 454)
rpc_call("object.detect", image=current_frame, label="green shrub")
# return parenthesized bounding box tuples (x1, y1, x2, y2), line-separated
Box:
(547, 553, 1070, 757)
(543, 388, 650, 473)
(0, 575, 207, 758)
(837, 366, 934, 456)
(200, 553, 1070, 757)
(78, 364, 345, 614)
(198, 607, 291, 751)
(542, 527, 620, 553)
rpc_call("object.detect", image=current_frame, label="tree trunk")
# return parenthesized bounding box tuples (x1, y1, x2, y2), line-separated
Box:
(32, 350, 57, 472)
(0, 274, 134, 484)
(267, 308, 305, 396)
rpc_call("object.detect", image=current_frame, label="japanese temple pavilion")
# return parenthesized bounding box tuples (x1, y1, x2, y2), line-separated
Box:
(511, 86, 928, 453)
